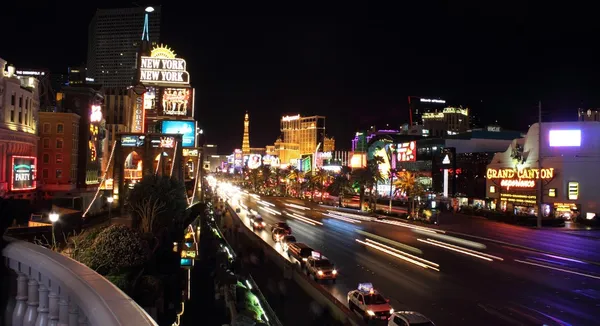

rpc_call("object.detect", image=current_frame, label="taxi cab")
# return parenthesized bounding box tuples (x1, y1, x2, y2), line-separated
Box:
(305, 251, 337, 283)
(348, 283, 393, 322)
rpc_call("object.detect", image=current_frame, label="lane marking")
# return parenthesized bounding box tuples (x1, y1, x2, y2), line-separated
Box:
(514, 259, 600, 280)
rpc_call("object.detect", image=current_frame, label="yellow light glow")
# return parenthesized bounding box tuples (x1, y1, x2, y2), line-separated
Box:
(151, 44, 176, 59)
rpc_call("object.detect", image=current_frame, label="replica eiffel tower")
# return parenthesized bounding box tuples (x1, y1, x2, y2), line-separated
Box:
(242, 111, 250, 154)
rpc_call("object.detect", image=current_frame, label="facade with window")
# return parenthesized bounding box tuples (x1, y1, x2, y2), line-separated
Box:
(38, 112, 80, 192)
(486, 122, 600, 222)
(0, 58, 39, 199)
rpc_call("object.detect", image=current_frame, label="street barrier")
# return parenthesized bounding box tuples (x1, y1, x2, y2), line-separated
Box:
(225, 203, 365, 326)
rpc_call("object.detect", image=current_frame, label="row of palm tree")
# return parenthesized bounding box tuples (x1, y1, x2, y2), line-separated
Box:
(239, 156, 424, 212)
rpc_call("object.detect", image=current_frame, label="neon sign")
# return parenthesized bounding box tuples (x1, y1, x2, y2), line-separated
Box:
(133, 95, 144, 133)
(11, 156, 37, 191)
(90, 105, 102, 123)
(282, 114, 300, 122)
(487, 168, 554, 180)
(420, 98, 445, 103)
(140, 45, 189, 85)
(500, 179, 535, 190)
(397, 141, 416, 162)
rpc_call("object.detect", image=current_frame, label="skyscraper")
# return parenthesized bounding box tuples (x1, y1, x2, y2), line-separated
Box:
(242, 112, 250, 154)
(87, 6, 161, 87)
(280, 114, 326, 155)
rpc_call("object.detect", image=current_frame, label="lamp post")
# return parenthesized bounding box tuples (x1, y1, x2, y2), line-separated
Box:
(107, 196, 114, 219)
(49, 212, 59, 249)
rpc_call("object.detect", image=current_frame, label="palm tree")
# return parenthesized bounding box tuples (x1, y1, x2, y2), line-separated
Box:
(272, 167, 288, 196)
(328, 166, 353, 207)
(287, 168, 304, 198)
(312, 169, 331, 202)
(366, 156, 385, 211)
(351, 167, 373, 211)
(248, 168, 261, 192)
(259, 165, 272, 193)
(395, 171, 424, 216)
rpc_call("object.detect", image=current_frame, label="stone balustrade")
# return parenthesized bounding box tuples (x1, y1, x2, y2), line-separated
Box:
(2, 237, 158, 326)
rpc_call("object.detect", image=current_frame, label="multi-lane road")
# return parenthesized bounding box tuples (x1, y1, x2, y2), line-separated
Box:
(219, 186, 600, 325)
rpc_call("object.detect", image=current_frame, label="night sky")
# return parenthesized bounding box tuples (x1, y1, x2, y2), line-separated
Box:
(3, 2, 600, 152)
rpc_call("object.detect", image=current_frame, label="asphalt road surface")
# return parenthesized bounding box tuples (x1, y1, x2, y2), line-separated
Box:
(220, 189, 600, 326)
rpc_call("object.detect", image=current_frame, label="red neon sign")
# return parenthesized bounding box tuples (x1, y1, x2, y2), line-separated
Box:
(11, 156, 37, 191)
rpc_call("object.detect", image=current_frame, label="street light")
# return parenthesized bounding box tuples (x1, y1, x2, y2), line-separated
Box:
(49, 212, 59, 249)
(107, 196, 114, 220)
(145, 6, 154, 13)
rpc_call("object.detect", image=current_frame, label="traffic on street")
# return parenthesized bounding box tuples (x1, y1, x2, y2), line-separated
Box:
(216, 181, 600, 326)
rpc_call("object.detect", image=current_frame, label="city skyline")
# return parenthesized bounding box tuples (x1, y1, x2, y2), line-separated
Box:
(3, 2, 600, 152)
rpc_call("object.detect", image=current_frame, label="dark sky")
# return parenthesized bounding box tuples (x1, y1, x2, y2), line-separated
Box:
(3, 2, 600, 152)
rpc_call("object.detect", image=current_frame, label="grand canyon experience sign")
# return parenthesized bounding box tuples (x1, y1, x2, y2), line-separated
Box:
(139, 57, 189, 85)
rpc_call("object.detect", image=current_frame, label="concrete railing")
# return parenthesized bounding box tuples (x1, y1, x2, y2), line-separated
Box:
(2, 237, 158, 326)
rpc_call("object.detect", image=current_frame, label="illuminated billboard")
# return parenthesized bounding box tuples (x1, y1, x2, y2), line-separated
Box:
(139, 45, 189, 85)
(160, 88, 193, 117)
(549, 130, 581, 147)
(150, 136, 176, 148)
(161, 120, 196, 147)
(90, 105, 102, 123)
(397, 141, 416, 162)
(262, 155, 280, 167)
(132, 95, 144, 133)
(247, 154, 261, 169)
(143, 87, 157, 110)
(121, 135, 145, 147)
(11, 156, 37, 191)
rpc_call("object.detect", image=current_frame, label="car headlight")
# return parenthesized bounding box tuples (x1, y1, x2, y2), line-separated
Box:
(332, 269, 337, 275)
(389, 308, 394, 314)
(302, 258, 308, 261)
(367, 310, 375, 316)
(317, 270, 323, 275)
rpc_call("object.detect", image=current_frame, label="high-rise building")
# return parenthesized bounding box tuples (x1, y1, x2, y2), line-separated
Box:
(422, 106, 470, 137)
(87, 6, 161, 87)
(323, 136, 335, 152)
(242, 112, 250, 154)
(280, 114, 326, 155)
(408, 96, 447, 126)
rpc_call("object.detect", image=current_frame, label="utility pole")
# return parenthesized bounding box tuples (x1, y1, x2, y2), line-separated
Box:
(537, 101, 543, 228)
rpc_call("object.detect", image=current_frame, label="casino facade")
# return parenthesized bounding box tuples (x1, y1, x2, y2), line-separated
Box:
(486, 121, 600, 222)
(111, 44, 199, 209)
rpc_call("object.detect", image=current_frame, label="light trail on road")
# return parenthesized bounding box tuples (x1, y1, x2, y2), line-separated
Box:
(322, 212, 362, 224)
(284, 211, 323, 226)
(356, 239, 440, 272)
(418, 238, 503, 262)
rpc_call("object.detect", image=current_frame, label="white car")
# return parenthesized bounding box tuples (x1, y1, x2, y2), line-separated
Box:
(348, 283, 393, 322)
(388, 311, 435, 326)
